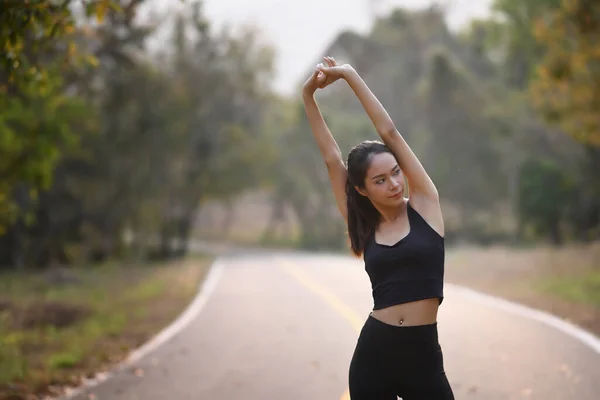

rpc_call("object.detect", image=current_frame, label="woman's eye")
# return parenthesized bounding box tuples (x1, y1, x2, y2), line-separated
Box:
(394, 169, 400, 175)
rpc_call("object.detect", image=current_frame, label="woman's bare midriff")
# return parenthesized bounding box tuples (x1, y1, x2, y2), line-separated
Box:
(370, 298, 439, 327)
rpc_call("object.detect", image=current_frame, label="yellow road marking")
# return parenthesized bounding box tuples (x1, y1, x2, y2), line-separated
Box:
(280, 260, 363, 400)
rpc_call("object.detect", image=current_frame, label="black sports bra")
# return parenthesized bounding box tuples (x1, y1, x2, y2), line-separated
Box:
(363, 201, 445, 310)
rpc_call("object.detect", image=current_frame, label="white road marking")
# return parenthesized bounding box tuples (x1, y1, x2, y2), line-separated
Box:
(446, 283, 600, 354)
(58, 259, 226, 399)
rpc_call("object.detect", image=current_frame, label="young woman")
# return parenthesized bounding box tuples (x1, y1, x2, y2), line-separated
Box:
(302, 57, 454, 400)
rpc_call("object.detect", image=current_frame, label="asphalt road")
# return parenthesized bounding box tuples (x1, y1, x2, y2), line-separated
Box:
(63, 251, 600, 400)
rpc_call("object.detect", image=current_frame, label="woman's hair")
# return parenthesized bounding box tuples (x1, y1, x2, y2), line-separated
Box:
(346, 140, 393, 257)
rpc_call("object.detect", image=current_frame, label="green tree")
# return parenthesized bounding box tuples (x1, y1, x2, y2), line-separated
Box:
(0, 0, 117, 233)
(529, 0, 600, 240)
(517, 159, 575, 244)
(486, 0, 562, 87)
(1, 0, 280, 267)
(530, 0, 600, 148)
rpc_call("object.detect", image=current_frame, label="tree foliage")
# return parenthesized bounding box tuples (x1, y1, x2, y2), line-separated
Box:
(2, 0, 599, 268)
(530, 0, 600, 148)
(0, 0, 278, 267)
(0, 1, 115, 232)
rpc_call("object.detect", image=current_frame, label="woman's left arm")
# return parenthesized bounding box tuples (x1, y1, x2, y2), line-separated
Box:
(325, 64, 439, 202)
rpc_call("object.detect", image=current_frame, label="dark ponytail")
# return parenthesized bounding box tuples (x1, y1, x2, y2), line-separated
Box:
(345, 140, 391, 257)
(346, 178, 380, 256)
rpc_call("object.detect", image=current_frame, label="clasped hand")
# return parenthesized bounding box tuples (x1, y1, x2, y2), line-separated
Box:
(302, 56, 353, 95)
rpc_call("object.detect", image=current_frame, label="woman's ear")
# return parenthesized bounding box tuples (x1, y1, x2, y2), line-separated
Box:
(355, 186, 368, 197)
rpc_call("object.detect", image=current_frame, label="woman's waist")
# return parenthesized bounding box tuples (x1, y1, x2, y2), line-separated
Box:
(370, 298, 439, 327)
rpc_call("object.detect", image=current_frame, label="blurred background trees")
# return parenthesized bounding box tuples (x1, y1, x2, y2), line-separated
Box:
(1, 0, 599, 269)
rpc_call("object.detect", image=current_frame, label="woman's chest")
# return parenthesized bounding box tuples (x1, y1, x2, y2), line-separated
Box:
(364, 238, 442, 275)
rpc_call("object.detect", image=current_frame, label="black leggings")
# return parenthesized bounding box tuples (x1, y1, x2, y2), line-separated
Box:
(348, 314, 455, 400)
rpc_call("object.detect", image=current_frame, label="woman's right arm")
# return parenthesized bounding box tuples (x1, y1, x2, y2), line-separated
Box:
(302, 66, 348, 222)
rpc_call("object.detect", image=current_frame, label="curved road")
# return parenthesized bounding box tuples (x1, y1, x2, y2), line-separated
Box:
(63, 251, 600, 400)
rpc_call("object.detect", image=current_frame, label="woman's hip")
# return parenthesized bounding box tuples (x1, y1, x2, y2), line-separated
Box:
(351, 313, 445, 374)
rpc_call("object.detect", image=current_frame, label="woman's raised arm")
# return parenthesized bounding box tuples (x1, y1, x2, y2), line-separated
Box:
(302, 59, 348, 221)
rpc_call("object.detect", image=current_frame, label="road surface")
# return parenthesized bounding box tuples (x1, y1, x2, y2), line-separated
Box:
(62, 251, 600, 400)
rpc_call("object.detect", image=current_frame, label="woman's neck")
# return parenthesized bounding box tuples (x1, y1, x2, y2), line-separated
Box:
(376, 198, 407, 224)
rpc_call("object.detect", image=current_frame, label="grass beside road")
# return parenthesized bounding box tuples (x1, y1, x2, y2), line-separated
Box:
(446, 241, 600, 335)
(536, 270, 600, 307)
(0, 255, 214, 400)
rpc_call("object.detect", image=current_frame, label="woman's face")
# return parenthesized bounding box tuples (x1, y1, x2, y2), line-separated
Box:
(357, 152, 405, 206)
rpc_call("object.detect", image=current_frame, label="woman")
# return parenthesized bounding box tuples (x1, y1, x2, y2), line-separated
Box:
(302, 57, 454, 400)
